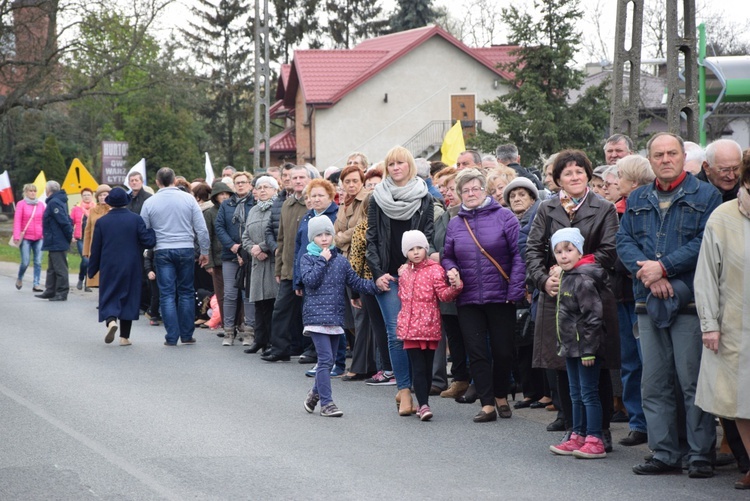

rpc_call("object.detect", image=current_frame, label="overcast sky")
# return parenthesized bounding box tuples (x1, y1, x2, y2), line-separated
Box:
(156, 0, 750, 65)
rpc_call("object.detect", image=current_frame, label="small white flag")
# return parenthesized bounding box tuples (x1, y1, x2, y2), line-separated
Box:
(205, 152, 215, 186)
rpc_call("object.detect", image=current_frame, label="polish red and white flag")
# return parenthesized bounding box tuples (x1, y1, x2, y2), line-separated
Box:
(0, 170, 14, 205)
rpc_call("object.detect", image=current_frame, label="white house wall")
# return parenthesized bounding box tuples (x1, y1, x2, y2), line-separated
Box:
(313, 37, 510, 169)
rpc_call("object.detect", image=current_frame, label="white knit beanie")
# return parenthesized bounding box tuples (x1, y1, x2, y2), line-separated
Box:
(401, 230, 429, 257)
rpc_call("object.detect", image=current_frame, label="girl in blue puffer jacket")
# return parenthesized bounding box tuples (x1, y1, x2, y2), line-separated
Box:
(301, 216, 383, 417)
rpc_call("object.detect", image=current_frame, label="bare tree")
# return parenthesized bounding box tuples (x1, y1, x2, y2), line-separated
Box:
(446, 0, 504, 48)
(0, 0, 171, 117)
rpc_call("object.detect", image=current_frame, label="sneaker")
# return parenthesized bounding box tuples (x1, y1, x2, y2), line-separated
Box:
(572, 435, 607, 459)
(304, 390, 319, 413)
(330, 366, 345, 378)
(550, 432, 585, 456)
(417, 405, 433, 421)
(320, 403, 343, 417)
(119, 337, 132, 346)
(222, 337, 234, 346)
(305, 364, 318, 377)
(365, 370, 396, 386)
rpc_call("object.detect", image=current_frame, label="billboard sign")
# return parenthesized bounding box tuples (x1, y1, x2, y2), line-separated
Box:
(101, 141, 129, 185)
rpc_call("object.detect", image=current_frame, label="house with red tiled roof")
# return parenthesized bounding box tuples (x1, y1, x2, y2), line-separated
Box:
(263, 25, 519, 168)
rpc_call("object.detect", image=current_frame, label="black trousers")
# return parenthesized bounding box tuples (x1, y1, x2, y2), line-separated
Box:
(268, 279, 303, 357)
(349, 290, 376, 375)
(253, 298, 275, 347)
(442, 313, 468, 382)
(408, 348, 435, 407)
(517, 343, 545, 400)
(457, 303, 516, 407)
(44, 250, 69, 298)
(361, 293, 391, 372)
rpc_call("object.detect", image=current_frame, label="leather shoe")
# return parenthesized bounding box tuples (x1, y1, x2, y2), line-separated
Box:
(473, 409, 497, 423)
(513, 398, 534, 409)
(261, 352, 290, 362)
(35, 293, 54, 299)
(455, 384, 478, 404)
(49, 295, 67, 301)
(546, 417, 565, 432)
(633, 458, 682, 475)
(496, 404, 512, 419)
(688, 460, 714, 479)
(243, 342, 265, 354)
(530, 400, 551, 409)
(619, 430, 648, 446)
(181, 338, 196, 344)
(429, 385, 444, 396)
(735, 471, 750, 490)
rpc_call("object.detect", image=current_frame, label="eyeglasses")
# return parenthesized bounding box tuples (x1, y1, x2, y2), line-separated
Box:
(716, 165, 740, 176)
(461, 186, 485, 195)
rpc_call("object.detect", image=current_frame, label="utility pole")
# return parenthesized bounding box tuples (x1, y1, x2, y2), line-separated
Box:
(253, 0, 271, 172)
(610, 0, 644, 138)
(666, 0, 698, 141)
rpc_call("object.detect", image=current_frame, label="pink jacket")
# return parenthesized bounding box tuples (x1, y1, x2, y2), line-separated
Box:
(13, 200, 45, 241)
(70, 204, 87, 239)
(397, 259, 462, 342)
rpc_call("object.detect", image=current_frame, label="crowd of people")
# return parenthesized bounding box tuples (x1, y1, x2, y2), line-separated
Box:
(10, 134, 750, 489)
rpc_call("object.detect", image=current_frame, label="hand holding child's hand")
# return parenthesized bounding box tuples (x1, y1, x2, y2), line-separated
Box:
(320, 247, 332, 261)
(446, 268, 460, 287)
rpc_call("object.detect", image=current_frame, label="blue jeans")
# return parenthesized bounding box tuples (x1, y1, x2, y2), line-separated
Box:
(566, 357, 602, 438)
(310, 332, 341, 406)
(18, 239, 43, 287)
(617, 302, 647, 433)
(155, 248, 196, 344)
(638, 313, 715, 466)
(375, 281, 411, 390)
(76, 239, 88, 282)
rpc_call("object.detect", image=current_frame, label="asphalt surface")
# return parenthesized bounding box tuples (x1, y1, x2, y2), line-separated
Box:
(0, 261, 747, 500)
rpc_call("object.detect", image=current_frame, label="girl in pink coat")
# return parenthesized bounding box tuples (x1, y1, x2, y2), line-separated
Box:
(397, 230, 462, 421)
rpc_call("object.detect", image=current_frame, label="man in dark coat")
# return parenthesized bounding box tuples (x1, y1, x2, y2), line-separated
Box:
(88, 187, 156, 345)
(36, 181, 73, 301)
(496, 144, 544, 190)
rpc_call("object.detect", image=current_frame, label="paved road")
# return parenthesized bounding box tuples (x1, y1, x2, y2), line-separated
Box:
(0, 262, 746, 500)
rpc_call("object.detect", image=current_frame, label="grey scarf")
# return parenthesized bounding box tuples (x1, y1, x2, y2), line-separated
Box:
(372, 176, 428, 221)
(256, 194, 277, 212)
(232, 195, 250, 230)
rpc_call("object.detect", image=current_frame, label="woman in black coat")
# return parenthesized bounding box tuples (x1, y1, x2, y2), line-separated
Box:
(88, 187, 156, 346)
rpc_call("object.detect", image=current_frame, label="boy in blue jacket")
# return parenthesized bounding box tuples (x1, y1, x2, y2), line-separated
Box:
(301, 216, 383, 417)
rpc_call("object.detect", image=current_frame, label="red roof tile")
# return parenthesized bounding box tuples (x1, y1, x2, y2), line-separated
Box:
(471, 46, 519, 81)
(275, 64, 293, 100)
(283, 25, 516, 109)
(250, 127, 296, 153)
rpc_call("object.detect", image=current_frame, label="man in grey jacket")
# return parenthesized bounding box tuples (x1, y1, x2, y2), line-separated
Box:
(141, 168, 210, 346)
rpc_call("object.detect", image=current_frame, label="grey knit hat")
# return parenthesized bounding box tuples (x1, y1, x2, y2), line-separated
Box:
(308, 215, 334, 241)
(401, 230, 429, 257)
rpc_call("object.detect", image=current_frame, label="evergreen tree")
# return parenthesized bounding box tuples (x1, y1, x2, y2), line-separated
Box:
(325, 0, 389, 49)
(473, 0, 610, 167)
(389, 0, 441, 33)
(41, 135, 67, 182)
(272, 0, 322, 63)
(181, 0, 254, 168)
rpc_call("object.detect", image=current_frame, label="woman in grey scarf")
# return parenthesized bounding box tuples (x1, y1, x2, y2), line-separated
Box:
(366, 146, 435, 416)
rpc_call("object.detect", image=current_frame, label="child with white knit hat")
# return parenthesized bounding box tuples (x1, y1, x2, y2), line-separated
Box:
(397, 230, 462, 421)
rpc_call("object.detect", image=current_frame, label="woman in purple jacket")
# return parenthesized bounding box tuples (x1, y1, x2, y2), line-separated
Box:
(443, 169, 526, 423)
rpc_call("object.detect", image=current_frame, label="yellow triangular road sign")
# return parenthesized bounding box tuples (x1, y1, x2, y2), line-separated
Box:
(62, 158, 98, 195)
